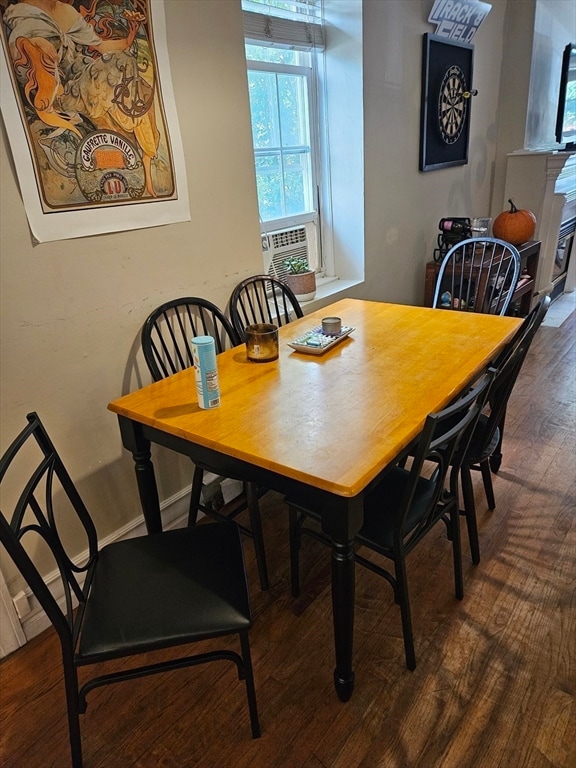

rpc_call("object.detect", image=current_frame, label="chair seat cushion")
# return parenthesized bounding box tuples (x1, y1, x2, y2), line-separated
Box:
(465, 413, 501, 463)
(78, 522, 252, 661)
(356, 467, 437, 552)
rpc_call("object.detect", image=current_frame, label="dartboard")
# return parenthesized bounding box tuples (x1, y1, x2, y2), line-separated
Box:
(437, 65, 468, 144)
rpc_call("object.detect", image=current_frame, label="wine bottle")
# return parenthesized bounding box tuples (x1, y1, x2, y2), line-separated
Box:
(439, 219, 470, 235)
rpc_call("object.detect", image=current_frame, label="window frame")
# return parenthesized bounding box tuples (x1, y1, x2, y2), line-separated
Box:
(244, 1, 365, 295)
(245, 49, 322, 237)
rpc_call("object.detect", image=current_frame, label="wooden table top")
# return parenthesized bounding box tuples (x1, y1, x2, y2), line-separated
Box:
(108, 298, 522, 497)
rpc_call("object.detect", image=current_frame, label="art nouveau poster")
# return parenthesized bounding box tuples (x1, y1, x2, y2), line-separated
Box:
(0, 0, 190, 242)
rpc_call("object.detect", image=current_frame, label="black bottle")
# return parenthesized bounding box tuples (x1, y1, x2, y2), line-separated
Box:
(439, 219, 470, 235)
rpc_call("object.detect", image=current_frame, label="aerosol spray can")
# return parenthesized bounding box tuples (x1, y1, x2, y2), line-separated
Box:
(191, 336, 221, 409)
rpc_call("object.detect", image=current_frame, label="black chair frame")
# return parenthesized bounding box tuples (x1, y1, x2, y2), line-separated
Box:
(141, 295, 240, 379)
(288, 373, 493, 670)
(141, 297, 269, 590)
(0, 413, 260, 768)
(229, 275, 303, 342)
(459, 294, 551, 563)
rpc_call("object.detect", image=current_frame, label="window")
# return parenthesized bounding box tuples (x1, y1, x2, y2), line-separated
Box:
(246, 47, 316, 223)
(243, 1, 325, 278)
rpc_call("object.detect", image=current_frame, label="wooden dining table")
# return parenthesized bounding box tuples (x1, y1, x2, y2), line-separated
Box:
(108, 298, 522, 701)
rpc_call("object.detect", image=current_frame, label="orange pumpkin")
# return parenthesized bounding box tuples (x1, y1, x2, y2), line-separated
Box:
(493, 199, 537, 245)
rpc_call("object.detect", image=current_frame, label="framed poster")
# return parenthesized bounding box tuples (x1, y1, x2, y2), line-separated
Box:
(0, 0, 190, 242)
(419, 34, 475, 172)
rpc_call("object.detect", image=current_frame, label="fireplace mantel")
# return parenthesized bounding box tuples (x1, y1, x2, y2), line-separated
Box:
(501, 150, 576, 296)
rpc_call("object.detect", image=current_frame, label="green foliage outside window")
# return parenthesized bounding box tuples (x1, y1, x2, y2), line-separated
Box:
(246, 45, 314, 222)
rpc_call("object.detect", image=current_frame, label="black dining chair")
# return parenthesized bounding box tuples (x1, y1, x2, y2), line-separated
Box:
(287, 372, 493, 670)
(432, 237, 521, 316)
(141, 295, 241, 378)
(458, 294, 551, 564)
(229, 275, 304, 341)
(141, 297, 269, 590)
(0, 413, 261, 768)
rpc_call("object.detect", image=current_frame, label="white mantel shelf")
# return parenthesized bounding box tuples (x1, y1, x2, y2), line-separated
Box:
(502, 150, 576, 295)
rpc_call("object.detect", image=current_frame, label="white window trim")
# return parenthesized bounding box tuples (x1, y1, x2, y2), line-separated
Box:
(247, 59, 311, 76)
(246, 44, 324, 276)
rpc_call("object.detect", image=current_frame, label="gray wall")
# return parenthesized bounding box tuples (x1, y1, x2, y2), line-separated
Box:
(491, 0, 576, 215)
(361, 0, 508, 304)
(0, 1, 263, 589)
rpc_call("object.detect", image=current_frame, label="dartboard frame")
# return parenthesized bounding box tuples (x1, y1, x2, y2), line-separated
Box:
(419, 34, 474, 172)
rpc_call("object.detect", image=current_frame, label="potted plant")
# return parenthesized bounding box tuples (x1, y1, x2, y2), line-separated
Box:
(283, 255, 316, 301)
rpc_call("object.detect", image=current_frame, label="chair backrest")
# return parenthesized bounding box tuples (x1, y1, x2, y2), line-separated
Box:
(229, 275, 304, 341)
(397, 371, 493, 549)
(0, 412, 98, 648)
(476, 294, 551, 454)
(432, 237, 521, 316)
(141, 297, 239, 382)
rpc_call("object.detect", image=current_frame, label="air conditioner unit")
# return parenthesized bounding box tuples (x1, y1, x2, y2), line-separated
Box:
(263, 221, 318, 280)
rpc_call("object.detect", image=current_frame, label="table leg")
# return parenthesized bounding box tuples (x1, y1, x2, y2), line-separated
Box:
(331, 538, 355, 701)
(320, 494, 363, 701)
(118, 416, 162, 534)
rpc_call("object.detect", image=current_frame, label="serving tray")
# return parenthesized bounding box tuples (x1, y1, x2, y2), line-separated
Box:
(288, 325, 355, 355)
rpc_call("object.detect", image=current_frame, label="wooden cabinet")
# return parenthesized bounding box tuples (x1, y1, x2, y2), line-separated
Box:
(424, 240, 541, 317)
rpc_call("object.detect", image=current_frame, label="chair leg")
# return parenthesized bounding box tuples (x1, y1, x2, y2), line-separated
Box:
(489, 414, 506, 473)
(288, 506, 301, 598)
(246, 482, 269, 590)
(239, 631, 261, 739)
(460, 464, 481, 565)
(450, 505, 464, 600)
(187, 465, 205, 527)
(63, 659, 84, 768)
(394, 556, 416, 671)
(480, 459, 496, 510)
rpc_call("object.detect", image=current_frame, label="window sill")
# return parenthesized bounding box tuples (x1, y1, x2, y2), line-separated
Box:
(299, 276, 364, 314)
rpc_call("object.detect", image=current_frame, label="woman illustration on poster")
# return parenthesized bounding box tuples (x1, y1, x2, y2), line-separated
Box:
(1, 0, 166, 201)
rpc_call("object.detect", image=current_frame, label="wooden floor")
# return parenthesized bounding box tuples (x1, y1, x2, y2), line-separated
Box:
(1, 308, 575, 768)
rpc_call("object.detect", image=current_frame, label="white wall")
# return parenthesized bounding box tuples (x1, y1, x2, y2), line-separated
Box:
(491, 0, 575, 216)
(527, 0, 576, 149)
(2, 0, 566, 599)
(322, 0, 365, 284)
(361, 0, 508, 305)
